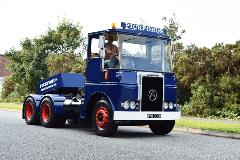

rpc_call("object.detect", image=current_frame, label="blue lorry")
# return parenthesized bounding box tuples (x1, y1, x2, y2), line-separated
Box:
(22, 22, 181, 137)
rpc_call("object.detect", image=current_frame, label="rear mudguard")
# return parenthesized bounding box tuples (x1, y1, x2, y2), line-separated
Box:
(22, 94, 43, 119)
(22, 94, 66, 119)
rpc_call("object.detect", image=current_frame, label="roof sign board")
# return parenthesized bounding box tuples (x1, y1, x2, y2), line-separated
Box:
(121, 22, 167, 37)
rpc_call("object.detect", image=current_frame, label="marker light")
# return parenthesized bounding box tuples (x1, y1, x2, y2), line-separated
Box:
(169, 102, 174, 109)
(163, 102, 168, 109)
(122, 101, 130, 109)
(174, 104, 178, 108)
(129, 101, 136, 109)
(112, 22, 117, 29)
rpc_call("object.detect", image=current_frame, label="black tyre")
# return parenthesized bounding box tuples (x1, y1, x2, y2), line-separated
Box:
(149, 120, 175, 135)
(39, 97, 66, 128)
(92, 100, 118, 137)
(23, 97, 40, 125)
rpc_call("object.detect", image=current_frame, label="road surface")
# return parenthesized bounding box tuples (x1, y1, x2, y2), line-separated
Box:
(0, 110, 239, 160)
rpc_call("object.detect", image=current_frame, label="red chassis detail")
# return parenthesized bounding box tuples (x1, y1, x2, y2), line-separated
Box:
(95, 106, 109, 129)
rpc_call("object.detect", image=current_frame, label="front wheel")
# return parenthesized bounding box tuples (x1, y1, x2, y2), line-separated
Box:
(149, 120, 175, 135)
(93, 100, 118, 137)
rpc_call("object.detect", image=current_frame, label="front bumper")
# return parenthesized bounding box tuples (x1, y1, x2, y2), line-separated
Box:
(113, 111, 181, 120)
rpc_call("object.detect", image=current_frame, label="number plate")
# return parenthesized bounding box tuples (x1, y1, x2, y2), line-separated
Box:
(147, 114, 161, 118)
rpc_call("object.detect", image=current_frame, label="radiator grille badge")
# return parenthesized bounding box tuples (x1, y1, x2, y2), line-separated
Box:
(148, 89, 157, 101)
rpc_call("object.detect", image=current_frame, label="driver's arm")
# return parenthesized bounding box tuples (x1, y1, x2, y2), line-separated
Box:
(113, 45, 119, 58)
(104, 44, 111, 60)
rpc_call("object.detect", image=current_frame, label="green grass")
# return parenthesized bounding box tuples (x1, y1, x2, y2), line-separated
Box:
(0, 102, 22, 110)
(176, 118, 240, 134)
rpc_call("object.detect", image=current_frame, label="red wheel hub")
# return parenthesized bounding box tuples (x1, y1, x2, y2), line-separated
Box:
(41, 103, 51, 122)
(25, 102, 34, 121)
(95, 107, 109, 129)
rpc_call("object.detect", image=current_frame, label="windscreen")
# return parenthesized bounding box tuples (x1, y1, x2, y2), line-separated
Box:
(118, 34, 172, 72)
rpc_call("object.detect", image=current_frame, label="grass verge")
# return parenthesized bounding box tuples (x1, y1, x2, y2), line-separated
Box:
(176, 118, 240, 134)
(0, 102, 22, 110)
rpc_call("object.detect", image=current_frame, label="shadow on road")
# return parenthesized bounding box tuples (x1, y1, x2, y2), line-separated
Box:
(62, 123, 175, 139)
(113, 128, 174, 139)
(63, 123, 95, 134)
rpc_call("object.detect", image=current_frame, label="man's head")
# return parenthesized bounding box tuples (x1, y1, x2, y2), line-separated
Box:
(107, 35, 114, 44)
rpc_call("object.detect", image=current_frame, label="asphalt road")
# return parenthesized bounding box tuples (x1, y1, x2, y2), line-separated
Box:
(0, 110, 239, 160)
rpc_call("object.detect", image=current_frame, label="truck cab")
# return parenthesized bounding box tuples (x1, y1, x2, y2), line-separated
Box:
(22, 22, 180, 137)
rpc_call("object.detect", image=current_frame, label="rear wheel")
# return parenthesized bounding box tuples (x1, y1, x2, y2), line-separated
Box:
(40, 97, 66, 128)
(149, 120, 175, 135)
(93, 100, 118, 137)
(23, 97, 40, 125)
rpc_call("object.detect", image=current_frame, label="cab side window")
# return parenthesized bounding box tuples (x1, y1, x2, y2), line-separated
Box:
(90, 38, 100, 59)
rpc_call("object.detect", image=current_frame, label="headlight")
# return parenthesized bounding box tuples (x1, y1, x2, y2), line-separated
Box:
(174, 104, 178, 108)
(163, 102, 168, 109)
(169, 102, 174, 109)
(129, 101, 136, 109)
(122, 101, 130, 109)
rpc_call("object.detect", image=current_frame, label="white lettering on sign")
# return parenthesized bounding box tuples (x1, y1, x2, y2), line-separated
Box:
(41, 83, 57, 92)
(40, 78, 58, 89)
(121, 22, 164, 35)
(125, 23, 130, 29)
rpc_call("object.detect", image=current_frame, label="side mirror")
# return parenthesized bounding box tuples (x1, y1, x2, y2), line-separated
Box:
(98, 35, 105, 58)
(98, 35, 105, 48)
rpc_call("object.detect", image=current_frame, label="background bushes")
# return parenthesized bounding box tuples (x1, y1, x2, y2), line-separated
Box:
(176, 42, 240, 119)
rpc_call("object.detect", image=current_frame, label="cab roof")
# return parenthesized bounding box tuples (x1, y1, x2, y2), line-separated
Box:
(88, 28, 170, 41)
(88, 22, 170, 41)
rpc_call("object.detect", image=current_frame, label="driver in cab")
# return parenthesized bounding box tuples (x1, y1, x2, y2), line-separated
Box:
(104, 35, 119, 68)
(104, 35, 119, 60)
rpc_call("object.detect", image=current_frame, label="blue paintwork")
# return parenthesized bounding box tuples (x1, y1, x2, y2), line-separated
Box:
(163, 72, 177, 103)
(117, 71, 138, 85)
(37, 73, 84, 94)
(86, 58, 103, 82)
(84, 83, 138, 111)
(44, 94, 66, 115)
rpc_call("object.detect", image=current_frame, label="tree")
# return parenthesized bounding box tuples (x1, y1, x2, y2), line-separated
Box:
(162, 13, 186, 71)
(178, 41, 240, 118)
(1, 76, 15, 99)
(47, 53, 86, 76)
(5, 18, 86, 98)
(40, 18, 86, 55)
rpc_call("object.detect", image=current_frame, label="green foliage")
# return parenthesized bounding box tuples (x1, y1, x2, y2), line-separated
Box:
(3, 91, 22, 102)
(40, 18, 86, 55)
(177, 41, 240, 119)
(6, 39, 49, 95)
(162, 13, 185, 42)
(3, 18, 86, 99)
(46, 53, 86, 76)
(1, 76, 15, 99)
(162, 13, 186, 71)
